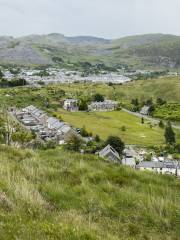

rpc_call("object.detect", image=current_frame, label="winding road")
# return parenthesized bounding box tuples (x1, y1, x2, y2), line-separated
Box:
(122, 108, 180, 130)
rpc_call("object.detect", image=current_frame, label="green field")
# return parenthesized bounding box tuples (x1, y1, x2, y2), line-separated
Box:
(57, 109, 180, 146)
(0, 145, 179, 240)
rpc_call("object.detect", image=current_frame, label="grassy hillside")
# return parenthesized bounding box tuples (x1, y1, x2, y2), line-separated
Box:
(0, 144, 179, 240)
(113, 77, 180, 103)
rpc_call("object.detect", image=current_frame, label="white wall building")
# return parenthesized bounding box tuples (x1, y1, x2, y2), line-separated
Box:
(63, 99, 79, 112)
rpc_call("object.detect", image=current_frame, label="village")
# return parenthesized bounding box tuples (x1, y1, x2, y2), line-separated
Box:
(3, 67, 179, 87)
(2, 67, 131, 85)
(10, 96, 180, 178)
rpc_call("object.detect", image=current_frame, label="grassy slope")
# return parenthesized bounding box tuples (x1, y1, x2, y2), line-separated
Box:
(115, 77, 180, 103)
(43, 77, 180, 103)
(0, 77, 179, 106)
(0, 145, 179, 240)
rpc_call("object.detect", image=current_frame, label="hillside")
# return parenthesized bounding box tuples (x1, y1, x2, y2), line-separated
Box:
(0, 33, 180, 68)
(0, 76, 180, 142)
(0, 144, 179, 239)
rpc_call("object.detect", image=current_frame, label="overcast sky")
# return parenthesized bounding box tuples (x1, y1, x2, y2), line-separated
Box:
(0, 0, 180, 39)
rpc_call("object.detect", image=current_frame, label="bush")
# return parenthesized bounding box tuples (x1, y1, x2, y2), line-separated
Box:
(92, 93, 104, 102)
(95, 135, 100, 142)
(121, 126, 126, 131)
(80, 126, 90, 137)
(64, 135, 83, 152)
(79, 100, 88, 111)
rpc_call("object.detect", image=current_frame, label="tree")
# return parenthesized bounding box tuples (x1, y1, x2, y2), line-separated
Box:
(159, 120, 164, 128)
(65, 135, 82, 152)
(157, 98, 166, 106)
(81, 126, 89, 137)
(131, 98, 139, 107)
(131, 98, 139, 112)
(11, 130, 33, 146)
(146, 98, 153, 106)
(105, 136, 125, 155)
(92, 93, 104, 102)
(164, 121, 176, 144)
(0, 70, 4, 79)
(79, 99, 88, 111)
(95, 135, 100, 142)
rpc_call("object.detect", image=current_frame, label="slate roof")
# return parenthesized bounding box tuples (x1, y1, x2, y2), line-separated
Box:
(99, 145, 120, 160)
(137, 161, 177, 169)
(124, 149, 133, 157)
(46, 117, 59, 126)
(23, 105, 37, 113)
(137, 161, 163, 168)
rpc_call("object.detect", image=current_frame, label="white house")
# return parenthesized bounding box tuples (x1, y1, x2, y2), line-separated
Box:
(137, 161, 178, 176)
(161, 162, 177, 175)
(177, 163, 180, 177)
(140, 105, 150, 115)
(63, 99, 79, 112)
(137, 161, 164, 173)
(122, 149, 136, 168)
(138, 149, 147, 161)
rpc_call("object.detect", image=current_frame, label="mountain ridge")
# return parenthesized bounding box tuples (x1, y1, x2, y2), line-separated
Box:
(0, 33, 180, 68)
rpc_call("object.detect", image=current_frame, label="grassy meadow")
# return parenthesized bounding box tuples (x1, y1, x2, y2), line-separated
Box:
(57, 110, 169, 146)
(0, 145, 179, 240)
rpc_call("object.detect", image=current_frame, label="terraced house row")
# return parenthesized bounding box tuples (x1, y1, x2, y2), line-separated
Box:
(12, 105, 77, 144)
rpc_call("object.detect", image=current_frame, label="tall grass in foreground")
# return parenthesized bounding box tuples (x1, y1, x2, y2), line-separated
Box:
(0, 145, 179, 239)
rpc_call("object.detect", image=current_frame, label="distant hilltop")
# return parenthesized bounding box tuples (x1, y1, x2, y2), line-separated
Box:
(0, 33, 180, 69)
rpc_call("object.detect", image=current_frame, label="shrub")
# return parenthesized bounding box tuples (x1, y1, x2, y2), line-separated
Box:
(64, 135, 83, 152)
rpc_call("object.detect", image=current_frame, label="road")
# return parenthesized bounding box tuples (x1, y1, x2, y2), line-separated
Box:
(122, 108, 180, 130)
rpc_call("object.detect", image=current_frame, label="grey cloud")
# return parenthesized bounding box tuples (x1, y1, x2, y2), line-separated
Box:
(0, 0, 179, 38)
